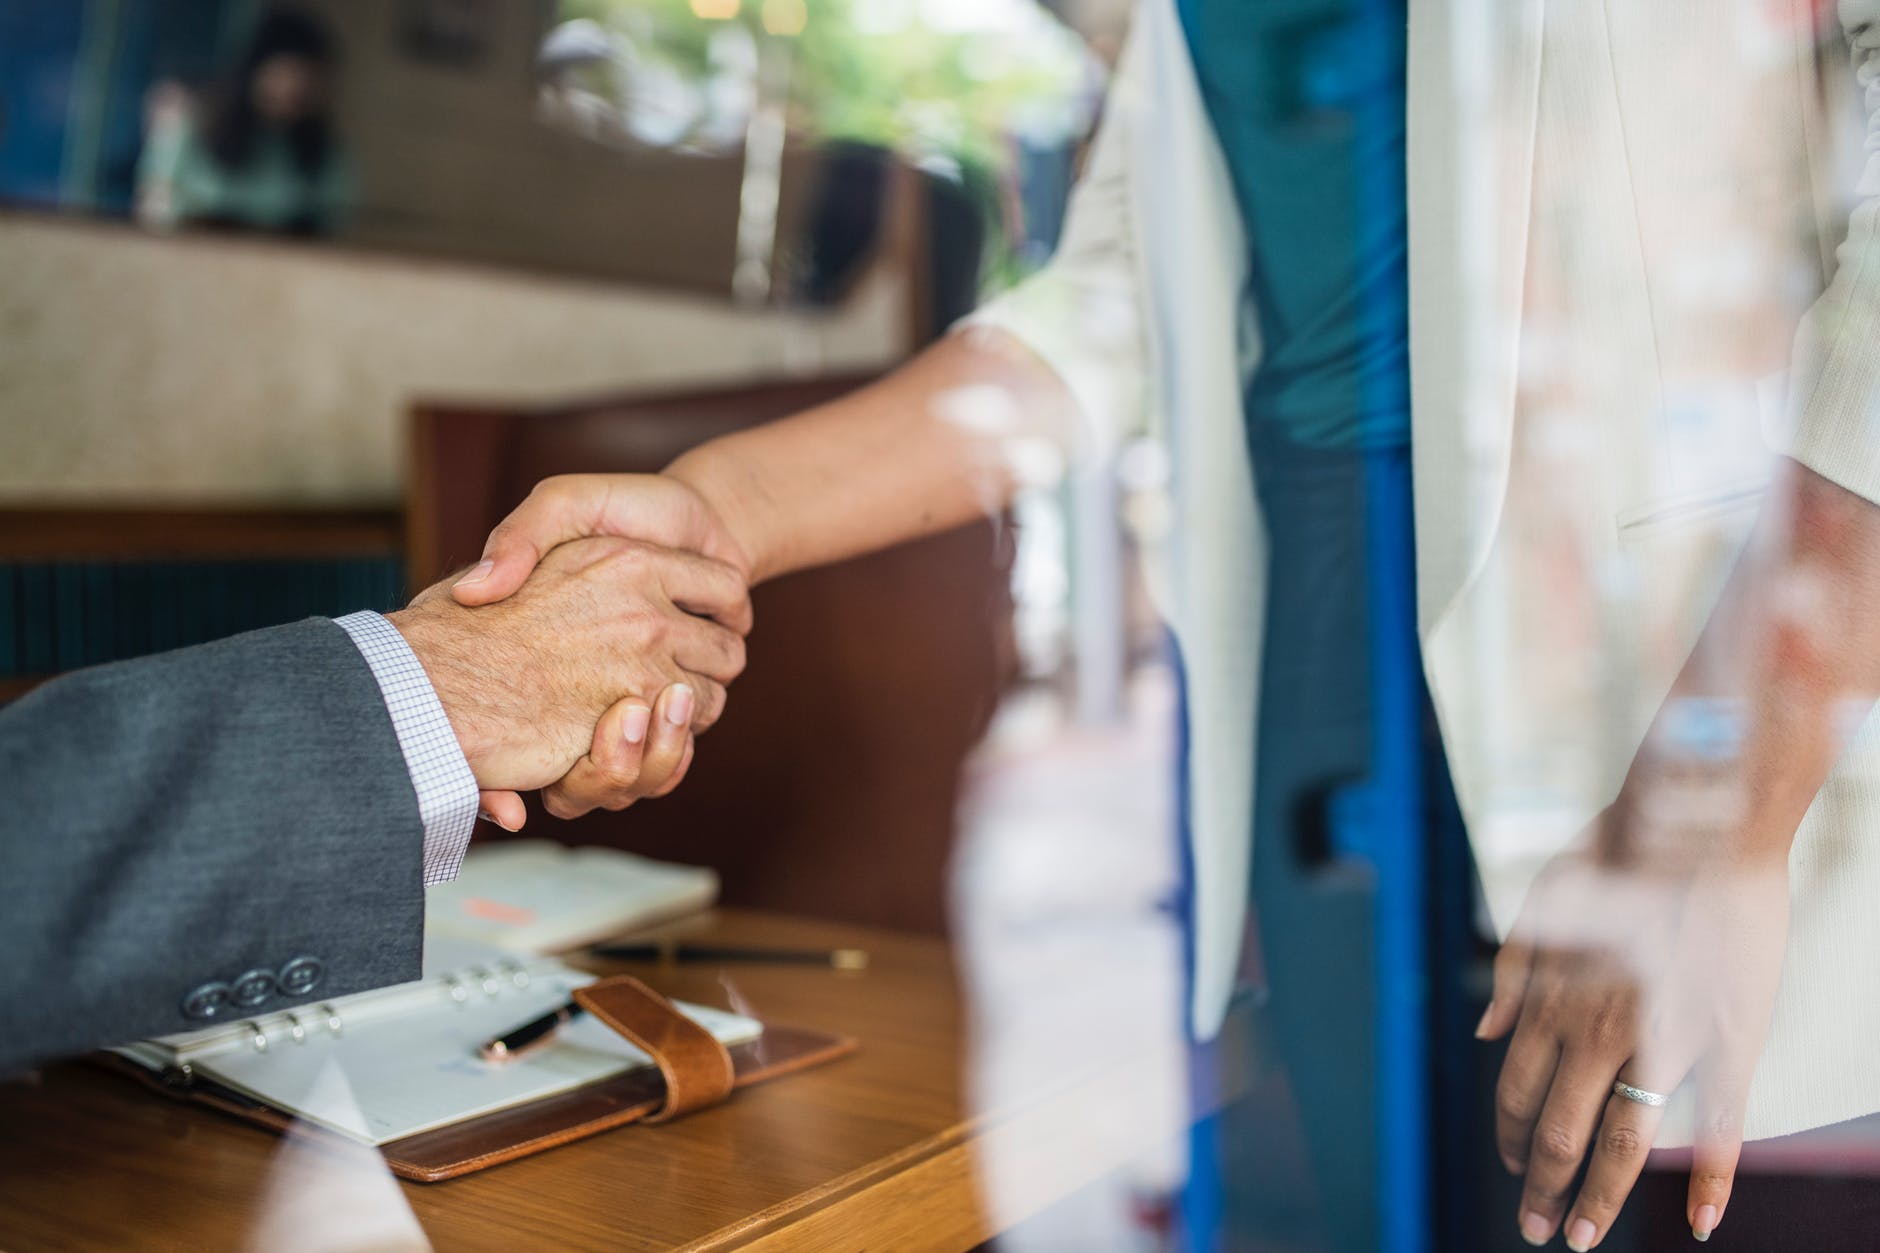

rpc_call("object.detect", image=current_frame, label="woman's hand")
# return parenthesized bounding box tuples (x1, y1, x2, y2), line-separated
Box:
(1478, 823, 1789, 1249)
(451, 473, 753, 608)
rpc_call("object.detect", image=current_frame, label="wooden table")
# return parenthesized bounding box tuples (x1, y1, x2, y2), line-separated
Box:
(0, 908, 1227, 1252)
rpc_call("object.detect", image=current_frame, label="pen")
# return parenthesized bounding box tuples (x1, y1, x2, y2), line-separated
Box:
(480, 1001, 583, 1062)
(589, 942, 869, 969)
(484, 945, 871, 1062)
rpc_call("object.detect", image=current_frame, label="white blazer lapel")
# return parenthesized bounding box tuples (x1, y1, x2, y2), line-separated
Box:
(1128, 0, 1262, 1041)
(1407, 0, 1546, 639)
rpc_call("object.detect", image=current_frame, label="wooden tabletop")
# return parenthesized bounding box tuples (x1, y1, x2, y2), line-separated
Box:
(0, 908, 1220, 1252)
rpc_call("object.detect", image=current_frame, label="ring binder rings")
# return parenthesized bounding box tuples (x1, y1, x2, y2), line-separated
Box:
(99, 939, 856, 1181)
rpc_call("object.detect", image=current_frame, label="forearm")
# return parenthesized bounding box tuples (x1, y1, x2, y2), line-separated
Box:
(1622, 459, 1880, 863)
(664, 325, 1075, 584)
(0, 621, 425, 1070)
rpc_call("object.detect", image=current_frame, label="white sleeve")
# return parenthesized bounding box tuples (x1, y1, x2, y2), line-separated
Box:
(957, 20, 1153, 453)
(333, 611, 480, 885)
(1777, 3, 1880, 503)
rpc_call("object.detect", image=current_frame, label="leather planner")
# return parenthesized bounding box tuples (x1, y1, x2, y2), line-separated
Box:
(97, 973, 857, 1181)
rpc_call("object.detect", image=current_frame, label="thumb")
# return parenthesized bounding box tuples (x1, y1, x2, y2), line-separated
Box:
(451, 476, 600, 606)
(1476, 935, 1535, 1041)
(452, 473, 711, 607)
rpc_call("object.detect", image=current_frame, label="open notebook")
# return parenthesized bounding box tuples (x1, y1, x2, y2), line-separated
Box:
(112, 937, 761, 1147)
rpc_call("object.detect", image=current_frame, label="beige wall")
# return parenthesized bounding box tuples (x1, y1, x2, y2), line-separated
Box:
(0, 213, 906, 506)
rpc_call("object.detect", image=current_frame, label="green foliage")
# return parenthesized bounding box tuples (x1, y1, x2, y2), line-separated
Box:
(557, 0, 1088, 175)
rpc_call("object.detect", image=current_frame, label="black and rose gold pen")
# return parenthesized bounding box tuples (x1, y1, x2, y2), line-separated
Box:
(480, 1001, 584, 1062)
(482, 943, 871, 1062)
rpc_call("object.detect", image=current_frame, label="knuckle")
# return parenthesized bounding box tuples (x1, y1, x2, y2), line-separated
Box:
(1583, 1002, 1632, 1050)
(542, 791, 579, 820)
(1700, 1104, 1744, 1143)
(1599, 1122, 1646, 1161)
(618, 607, 657, 642)
(1574, 1185, 1621, 1218)
(1692, 1166, 1735, 1193)
(1495, 1085, 1536, 1126)
(1531, 1122, 1583, 1167)
(602, 761, 643, 791)
(1524, 1178, 1569, 1209)
(600, 547, 645, 579)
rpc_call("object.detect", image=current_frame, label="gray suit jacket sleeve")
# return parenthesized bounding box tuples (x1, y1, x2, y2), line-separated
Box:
(0, 617, 426, 1074)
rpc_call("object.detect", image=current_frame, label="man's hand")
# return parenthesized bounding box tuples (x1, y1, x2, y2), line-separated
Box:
(390, 535, 748, 820)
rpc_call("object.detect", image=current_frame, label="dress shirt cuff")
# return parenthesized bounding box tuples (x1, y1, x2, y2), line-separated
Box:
(334, 611, 480, 886)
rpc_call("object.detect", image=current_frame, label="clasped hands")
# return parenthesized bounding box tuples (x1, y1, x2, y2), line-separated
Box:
(389, 473, 751, 830)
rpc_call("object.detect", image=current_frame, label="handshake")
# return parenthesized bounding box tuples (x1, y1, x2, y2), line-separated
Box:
(389, 471, 754, 829)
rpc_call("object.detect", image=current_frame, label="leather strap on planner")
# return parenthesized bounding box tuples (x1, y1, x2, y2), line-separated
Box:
(572, 975, 736, 1123)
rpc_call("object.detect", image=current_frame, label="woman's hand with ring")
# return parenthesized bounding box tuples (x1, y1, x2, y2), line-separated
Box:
(1477, 815, 1790, 1249)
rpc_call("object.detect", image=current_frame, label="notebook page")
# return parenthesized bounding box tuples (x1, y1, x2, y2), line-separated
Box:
(182, 968, 760, 1145)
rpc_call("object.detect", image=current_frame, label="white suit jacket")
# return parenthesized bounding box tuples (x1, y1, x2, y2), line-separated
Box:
(971, 0, 1880, 1144)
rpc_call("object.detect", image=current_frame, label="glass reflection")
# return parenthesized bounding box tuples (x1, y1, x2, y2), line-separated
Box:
(15, 2, 1880, 1251)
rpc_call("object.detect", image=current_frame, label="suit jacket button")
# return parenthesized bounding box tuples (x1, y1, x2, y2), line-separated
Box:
(181, 981, 233, 1021)
(277, 956, 324, 997)
(231, 968, 277, 1008)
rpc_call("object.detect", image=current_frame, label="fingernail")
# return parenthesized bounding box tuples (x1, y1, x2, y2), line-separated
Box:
(664, 684, 695, 727)
(1693, 1205, 1718, 1241)
(623, 704, 651, 745)
(1475, 1004, 1495, 1039)
(454, 559, 493, 587)
(1520, 1211, 1552, 1247)
(1566, 1217, 1596, 1251)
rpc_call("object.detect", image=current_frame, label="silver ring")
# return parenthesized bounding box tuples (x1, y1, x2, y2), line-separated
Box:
(1613, 1080, 1668, 1108)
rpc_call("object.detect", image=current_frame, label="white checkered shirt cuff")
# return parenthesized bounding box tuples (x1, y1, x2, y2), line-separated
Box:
(334, 611, 480, 886)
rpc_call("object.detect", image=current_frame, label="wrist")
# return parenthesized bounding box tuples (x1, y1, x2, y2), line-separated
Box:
(1618, 702, 1797, 873)
(664, 447, 779, 584)
(385, 604, 508, 780)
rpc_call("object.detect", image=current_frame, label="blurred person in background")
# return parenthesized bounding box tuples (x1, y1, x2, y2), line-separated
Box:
(137, 5, 353, 238)
(457, 1, 1880, 1251)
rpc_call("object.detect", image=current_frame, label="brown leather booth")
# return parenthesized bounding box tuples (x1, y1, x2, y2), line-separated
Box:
(408, 376, 1014, 934)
